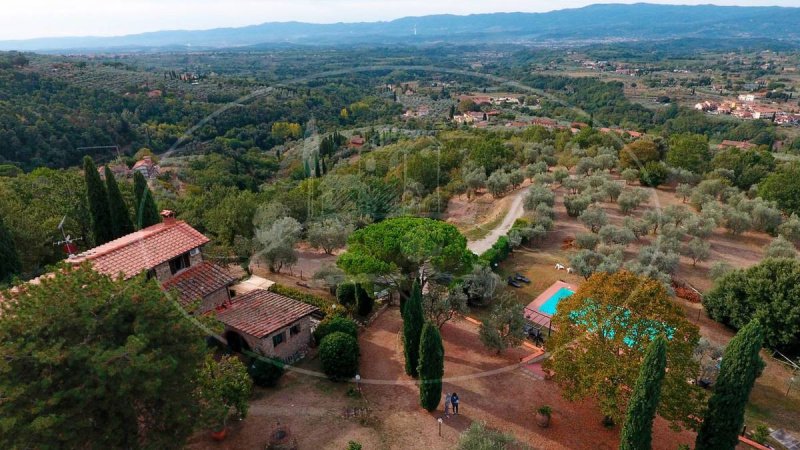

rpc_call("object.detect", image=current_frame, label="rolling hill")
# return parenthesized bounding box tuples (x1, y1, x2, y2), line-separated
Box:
(2, 3, 799, 52)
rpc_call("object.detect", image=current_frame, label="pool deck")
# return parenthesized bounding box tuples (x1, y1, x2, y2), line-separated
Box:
(526, 280, 578, 317)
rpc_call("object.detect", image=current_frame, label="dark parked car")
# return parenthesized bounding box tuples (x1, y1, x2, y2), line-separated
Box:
(514, 273, 531, 284)
(507, 277, 522, 288)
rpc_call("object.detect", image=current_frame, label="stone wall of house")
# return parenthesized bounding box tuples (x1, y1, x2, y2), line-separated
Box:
(153, 261, 173, 283)
(198, 287, 230, 314)
(233, 316, 314, 362)
(189, 248, 203, 267)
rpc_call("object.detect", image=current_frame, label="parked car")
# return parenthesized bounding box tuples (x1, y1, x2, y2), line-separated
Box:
(507, 277, 522, 288)
(514, 273, 531, 284)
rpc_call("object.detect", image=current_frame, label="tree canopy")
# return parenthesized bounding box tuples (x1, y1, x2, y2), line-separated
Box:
(0, 214, 20, 283)
(695, 320, 765, 450)
(418, 322, 445, 411)
(703, 258, 800, 353)
(84, 156, 114, 245)
(337, 217, 473, 296)
(666, 133, 711, 174)
(0, 265, 206, 449)
(759, 163, 800, 216)
(619, 335, 668, 450)
(543, 271, 703, 428)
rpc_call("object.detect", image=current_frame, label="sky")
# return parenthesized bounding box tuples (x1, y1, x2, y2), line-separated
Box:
(2, 0, 799, 41)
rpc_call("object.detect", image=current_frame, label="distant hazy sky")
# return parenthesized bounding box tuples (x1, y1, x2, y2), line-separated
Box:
(2, 0, 799, 40)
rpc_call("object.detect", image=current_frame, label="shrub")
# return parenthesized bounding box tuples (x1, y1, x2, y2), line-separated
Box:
(320, 332, 359, 380)
(355, 284, 374, 317)
(247, 356, 285, 387)
(336, 283, 357, 306)
(346, 441, 363, 450)
(576, 232, 600, 250)
(314, 316, 358, 343)
(269, 283, 332, 312)
(639, 161, 669, 187)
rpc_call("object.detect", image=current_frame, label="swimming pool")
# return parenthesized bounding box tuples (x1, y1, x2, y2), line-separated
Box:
(538, 287, 575, 316)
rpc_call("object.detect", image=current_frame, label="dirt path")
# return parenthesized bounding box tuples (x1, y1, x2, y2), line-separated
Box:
(467, 187, 527, 254)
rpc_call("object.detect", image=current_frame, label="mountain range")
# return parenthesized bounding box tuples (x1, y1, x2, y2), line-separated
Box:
(2, 3, 800, 52)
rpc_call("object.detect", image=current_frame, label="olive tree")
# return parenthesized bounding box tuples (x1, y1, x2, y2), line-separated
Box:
(579, 206, 608, 233)
(764, 236, 797, 259)
(308, 217, 354, 254)
(255, 216, 303, 273)
(684, 237, 711, 267)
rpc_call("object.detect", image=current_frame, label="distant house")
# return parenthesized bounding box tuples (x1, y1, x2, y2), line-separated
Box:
(215, 289, 320, 361)
(531, 118, 558, 129)
(132, 156, 159, 179)
(718, 140, 757, 151)
(97, 163, 130, 179)
(348, 136, 365, 149)
(751, 106, 778, 120)
(738, 94, 756, 103)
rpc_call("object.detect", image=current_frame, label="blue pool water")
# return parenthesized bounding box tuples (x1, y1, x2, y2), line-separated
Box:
(538, 287, 574, 315)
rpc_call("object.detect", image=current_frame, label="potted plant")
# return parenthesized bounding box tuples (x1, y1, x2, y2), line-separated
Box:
(197, 354, 254, 441)
(536, 405, 552, 428)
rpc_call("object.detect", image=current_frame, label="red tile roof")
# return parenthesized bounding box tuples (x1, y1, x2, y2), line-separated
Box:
(68, 220, 209, 280)
(719, 140, 756, 150)
(215, 289, 319, 338)
(162, 262, 235, 308)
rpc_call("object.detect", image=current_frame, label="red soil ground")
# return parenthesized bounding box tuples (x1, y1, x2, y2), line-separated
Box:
(357, 308, 696, 450)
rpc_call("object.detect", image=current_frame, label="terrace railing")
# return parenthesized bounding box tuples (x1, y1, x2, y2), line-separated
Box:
(524, 306, 552, 336)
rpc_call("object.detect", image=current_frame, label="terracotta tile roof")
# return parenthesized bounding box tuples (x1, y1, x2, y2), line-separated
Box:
(162, 262, 235, 308)
(215, 289, 319, 338)
(68, 220, 209, 280)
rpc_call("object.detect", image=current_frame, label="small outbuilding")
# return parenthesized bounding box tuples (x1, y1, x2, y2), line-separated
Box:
(215, 289, 319, 362)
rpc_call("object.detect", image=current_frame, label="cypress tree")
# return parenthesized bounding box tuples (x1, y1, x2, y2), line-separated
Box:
(105, 167, 134, 238)
(695, 320, 765, 450)
(314, 154, 321, 178)
(620, 335, 668, 450)
(402, 280, 424, 377)
(321, 157, 327, 175)
(133, 172, 161, 229)
(418, 321, 444, 411)
(83, 156, 113, 245)
(0, 214, 21, 282)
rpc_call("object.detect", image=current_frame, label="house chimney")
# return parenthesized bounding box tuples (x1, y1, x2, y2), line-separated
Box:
(160, 209, 176, 225)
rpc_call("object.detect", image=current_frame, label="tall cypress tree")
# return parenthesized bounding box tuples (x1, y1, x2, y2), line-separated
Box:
(695, 320, 765, 450)
(620, 335, 668, 450)
(403, 279, 424, 377)
(133, 172, 161, 229)
(0, 214, 21, 282)
(418, 321, 444, 411)
(83, 156, 113, 245)
(105, 167, 134, 238)
(314, 154, 321, 178)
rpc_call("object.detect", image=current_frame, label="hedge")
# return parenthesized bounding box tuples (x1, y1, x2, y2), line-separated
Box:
(479, 235, 511, 267)
(268, 283, 332, 313)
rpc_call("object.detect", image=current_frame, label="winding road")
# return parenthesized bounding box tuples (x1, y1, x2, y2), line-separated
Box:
(467, 187, 528, 255)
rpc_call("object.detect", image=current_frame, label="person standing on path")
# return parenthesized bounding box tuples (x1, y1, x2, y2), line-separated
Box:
(444, 393, 451, 417)
(451, 392, 459, 415)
